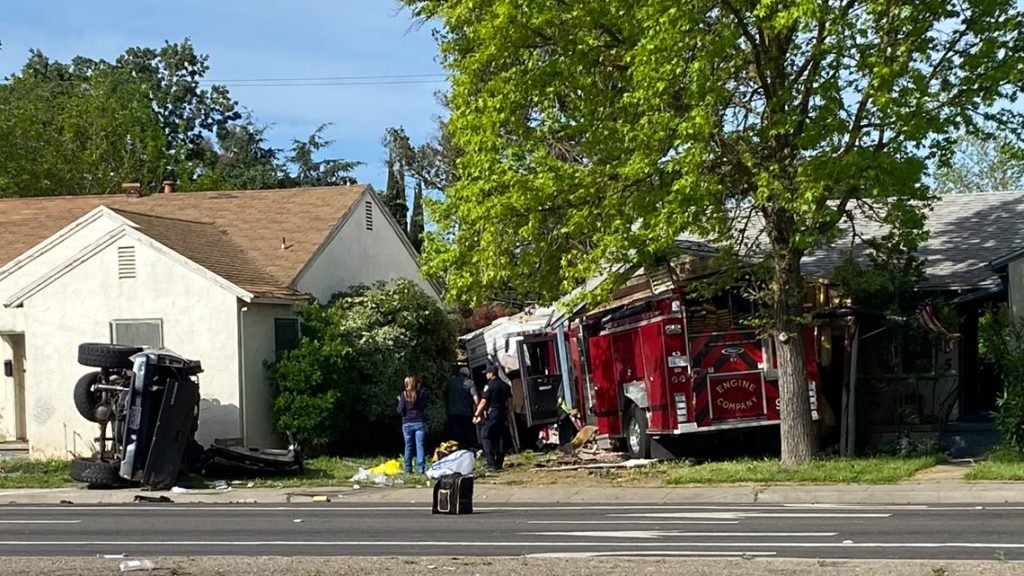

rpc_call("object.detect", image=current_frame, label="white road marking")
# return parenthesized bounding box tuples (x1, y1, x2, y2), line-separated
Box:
(0, 520, 81, 524)
(529, 551, 778, 558)
(612, 512, 891, 519)
(527, 520, 740, 525)
(0, 504, 999, 512)
(0, 540, 1018, 549)
(523, 531, 838, 539)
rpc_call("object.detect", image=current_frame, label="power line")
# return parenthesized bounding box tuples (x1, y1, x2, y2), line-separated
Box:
(200, 73, 446, 83)
(0, 73, 448, 87)
(219, 79, 447, 88)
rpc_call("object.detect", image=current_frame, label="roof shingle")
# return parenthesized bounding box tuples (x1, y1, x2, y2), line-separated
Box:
(0, 185, 368, 295)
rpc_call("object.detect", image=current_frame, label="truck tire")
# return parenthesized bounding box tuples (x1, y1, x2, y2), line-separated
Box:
(69, 456, 127, 487)
(73, 372, 104, 422)
(78, 343, 142, 369)
(626, 404, 650, 459)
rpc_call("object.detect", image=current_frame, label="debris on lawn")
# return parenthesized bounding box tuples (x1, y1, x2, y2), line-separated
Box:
(349, 459, 404, 485)
(118, 558, 155, 572)
(206, 480, 231, 490)
(530, 458, 659, 472)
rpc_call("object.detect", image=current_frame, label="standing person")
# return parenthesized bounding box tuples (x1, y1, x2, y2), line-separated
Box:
(447, 366, 479, 449)
(396, 375, 427, 474)
(473, 363, 512, 471)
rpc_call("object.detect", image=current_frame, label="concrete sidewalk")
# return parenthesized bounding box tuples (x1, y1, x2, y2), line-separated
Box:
(3, 479, 1024, 505)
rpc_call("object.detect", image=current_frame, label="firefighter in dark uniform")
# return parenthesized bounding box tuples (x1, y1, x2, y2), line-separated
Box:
(473, 363, 511, 471)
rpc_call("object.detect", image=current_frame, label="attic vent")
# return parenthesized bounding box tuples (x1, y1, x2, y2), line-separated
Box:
(117, 246, 136, 280)
(364, 201, 374, 231)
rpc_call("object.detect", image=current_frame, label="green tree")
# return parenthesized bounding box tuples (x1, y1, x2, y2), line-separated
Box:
(0, 52, 166, 197)
(0, 40, 240, 196)
(403, 0, 1024, 463)
(381, 127, 412, 227)
(934, 130, 1024, 195)
(272, 279, 456, 454)
(409, 181, 425, 252)
(284, 123, 361, 187)
(115, 39, 240, 164)
(188, 114, 285, 191)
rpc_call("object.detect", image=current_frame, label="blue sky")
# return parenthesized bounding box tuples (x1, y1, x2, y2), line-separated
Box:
(0, 1, 447, 190)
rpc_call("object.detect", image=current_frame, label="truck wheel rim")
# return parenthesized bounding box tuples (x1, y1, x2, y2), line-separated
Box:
(629, 419, 641, 454)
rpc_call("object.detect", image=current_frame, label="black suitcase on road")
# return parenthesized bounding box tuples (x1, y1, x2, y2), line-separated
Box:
(432, 473, 473, 514)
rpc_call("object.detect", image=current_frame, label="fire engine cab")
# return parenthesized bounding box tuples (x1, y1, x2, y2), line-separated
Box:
(461, 278, 823, 459)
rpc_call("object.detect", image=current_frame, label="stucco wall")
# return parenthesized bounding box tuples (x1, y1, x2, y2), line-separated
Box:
(18, 237, 241, 457)
(240, 302, 299, 448)
(1010, 259, 1024, 321)
(0, 213, 121, 305)
(0, 215, 121, 334)
(295, 192, 439, 303)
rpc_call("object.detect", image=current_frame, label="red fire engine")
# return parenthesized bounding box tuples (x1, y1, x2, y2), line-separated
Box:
(479, 287, 822, 459)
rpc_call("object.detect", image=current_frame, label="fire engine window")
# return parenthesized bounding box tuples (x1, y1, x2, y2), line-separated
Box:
(523, 340, 560, 377)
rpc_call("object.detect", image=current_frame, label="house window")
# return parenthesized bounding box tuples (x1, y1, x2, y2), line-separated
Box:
(275, 318, 300, 358)
(364, 201, 374, 231)
(111, 319, 163, 348)
(117, 246, 136, 280)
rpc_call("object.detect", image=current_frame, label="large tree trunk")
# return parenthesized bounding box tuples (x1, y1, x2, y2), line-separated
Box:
(768, 220, 817, 465)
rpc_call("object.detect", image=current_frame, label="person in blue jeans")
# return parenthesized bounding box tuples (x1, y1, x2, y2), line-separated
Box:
(397, 375, 427, 474)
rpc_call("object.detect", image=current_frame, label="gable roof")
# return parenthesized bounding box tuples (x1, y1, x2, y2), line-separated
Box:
(0, 185, 369, 293)
(672, 191, 1024, 291)
(802, 191, 1024, 290)
(111, 209, 301, 299)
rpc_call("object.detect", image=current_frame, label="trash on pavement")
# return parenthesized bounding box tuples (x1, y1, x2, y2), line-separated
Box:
(206, 480, 230, 490)
(133, 495, 172, 503)
(311, 495, 330, 502)
(169, 486, 190, 494)
(118, 559, 155, 572)
(426, 449, 475, 480)
(293, 519, 304, 523)
(97, 553, 128, 559)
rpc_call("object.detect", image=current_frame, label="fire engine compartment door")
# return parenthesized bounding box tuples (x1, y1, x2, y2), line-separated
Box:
(707, 371, 767, 422)
(517, 335, 563, 427)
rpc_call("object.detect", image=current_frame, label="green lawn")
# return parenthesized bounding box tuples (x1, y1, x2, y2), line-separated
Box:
(0, 459, 75, 489)
(966, 449, 1024, 481)
(1, 453, 946, 489)
(659, 455, 945, 485)
(174, 455, 430, 489)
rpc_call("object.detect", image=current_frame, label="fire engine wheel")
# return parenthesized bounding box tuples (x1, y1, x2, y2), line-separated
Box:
(626, 404, 650, 459)
(77, 343, 142, 370)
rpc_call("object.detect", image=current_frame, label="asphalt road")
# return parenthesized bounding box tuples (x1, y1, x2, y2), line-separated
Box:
(0, 502, 1022, 560)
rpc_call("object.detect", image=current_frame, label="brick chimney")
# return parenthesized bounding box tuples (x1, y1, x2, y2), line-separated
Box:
(122, 182, 142, 198)
(161, 180, 177, 194)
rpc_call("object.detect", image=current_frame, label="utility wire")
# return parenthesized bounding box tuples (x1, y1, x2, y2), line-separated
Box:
(200, 73, 446, 83)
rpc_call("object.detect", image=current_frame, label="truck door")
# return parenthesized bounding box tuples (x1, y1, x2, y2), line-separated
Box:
(588, 334, 622, 435)
(517, 335, 564, 427)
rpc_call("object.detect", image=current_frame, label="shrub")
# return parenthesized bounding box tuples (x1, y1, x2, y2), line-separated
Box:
(980, 305, 1024, 452)
(271, 279, 456, 454)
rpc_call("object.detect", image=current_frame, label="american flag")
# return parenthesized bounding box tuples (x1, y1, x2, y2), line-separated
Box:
(917, 301, 960, 353)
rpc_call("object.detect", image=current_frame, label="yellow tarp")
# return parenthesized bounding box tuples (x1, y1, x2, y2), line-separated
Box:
(369, 459, 402, 476)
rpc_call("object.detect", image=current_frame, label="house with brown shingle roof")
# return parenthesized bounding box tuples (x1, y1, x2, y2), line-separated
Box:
(0, 185, 438, 456)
